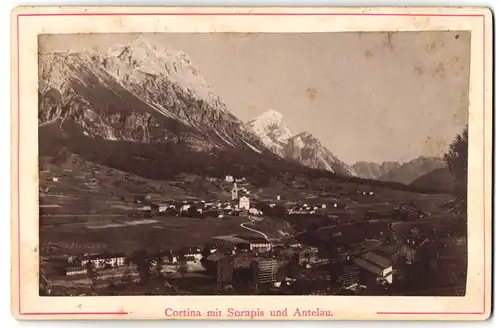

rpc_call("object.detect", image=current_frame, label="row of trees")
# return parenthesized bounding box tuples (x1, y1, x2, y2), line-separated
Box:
(444, 125, 468, 202)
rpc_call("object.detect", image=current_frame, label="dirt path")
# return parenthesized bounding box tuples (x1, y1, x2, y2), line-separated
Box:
(240, 216, 271, 242)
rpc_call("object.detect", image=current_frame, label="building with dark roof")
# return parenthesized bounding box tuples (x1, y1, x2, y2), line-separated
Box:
(354, 252, 393, 285)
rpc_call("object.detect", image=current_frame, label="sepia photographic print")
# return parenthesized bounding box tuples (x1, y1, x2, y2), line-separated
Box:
(12, 7, 492, 320)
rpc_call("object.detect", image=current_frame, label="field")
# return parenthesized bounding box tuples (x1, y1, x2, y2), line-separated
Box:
(39, 154, 465, 297)
(40, 168, 457, 258)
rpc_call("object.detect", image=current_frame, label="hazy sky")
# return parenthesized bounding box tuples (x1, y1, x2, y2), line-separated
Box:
(40, 31, 471, 164)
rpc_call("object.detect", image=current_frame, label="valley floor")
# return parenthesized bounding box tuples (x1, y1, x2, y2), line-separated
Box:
(38, 157, 467, 297)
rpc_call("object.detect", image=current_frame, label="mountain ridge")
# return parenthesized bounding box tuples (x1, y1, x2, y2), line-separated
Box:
(351, 161, 401, 180)
(39, 37, 269, 155)
(245, 109, 355, 176)
(378, 156, 447, 185)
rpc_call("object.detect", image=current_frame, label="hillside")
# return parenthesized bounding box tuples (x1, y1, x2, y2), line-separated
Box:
(409, 168, 456, 193)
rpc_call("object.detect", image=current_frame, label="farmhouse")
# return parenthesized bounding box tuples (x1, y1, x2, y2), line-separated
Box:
(225, 175, 234, 183)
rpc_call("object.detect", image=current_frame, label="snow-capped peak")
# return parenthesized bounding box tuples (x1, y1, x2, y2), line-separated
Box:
(245, 109, 293, 155)
(245, 110, 355, 176)
(257, 109, 285, 122)
(95, 37, 219, 107)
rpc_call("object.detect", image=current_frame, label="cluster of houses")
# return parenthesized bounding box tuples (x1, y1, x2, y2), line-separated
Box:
(60, 235, 324, 283)
(130, 180, 264, 218)
(65, 253, 128, 276)
(63, 246, 206, 277)
(203, 236, 322, 287)
(286, 201, 348, 215)
(356, 190, 376, 196)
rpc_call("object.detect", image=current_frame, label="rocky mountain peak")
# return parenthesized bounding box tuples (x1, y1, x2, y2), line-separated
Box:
(245, 110, 354, 176)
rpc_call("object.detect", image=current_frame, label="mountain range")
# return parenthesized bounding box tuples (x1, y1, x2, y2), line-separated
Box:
(38, 36, 450, 188)
(378, 156, 447, 185)
(351, 161, 402, 180)
(39, 37, 354, 183)
(351, 157, 448, 185)
(245, 110, 355, 176)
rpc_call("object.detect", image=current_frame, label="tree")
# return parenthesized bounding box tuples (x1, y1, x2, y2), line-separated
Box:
(121, 267, 133, 285)
(176, 257, 188, 278)
(444, 126, 468, 200)
(154, 255, 164, 278)
(86, 260, 98, 292)
(202, 243, 212, 258)
(131, 249, 151, 284)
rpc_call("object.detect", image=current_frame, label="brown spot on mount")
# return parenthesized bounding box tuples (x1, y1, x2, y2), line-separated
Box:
(426, 41, 436, 52)
(364, 49, 373, 58)
(414, 66, 424, 76)
(306, 87, 317, 101)
(433, 62, 445, 76)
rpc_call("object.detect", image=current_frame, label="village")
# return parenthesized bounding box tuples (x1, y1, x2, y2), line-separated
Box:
(39, 173, 466, 297)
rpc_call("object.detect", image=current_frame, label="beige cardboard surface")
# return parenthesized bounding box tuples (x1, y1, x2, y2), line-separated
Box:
(11, 6, 492, 321)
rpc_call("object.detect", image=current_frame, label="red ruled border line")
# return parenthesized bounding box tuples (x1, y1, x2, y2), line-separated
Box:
(21, 312, 128, 316)
(377, 312, 484, 315)
(15, 11, 487, 317)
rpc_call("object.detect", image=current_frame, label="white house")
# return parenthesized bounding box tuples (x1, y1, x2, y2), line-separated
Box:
(51, 177, 59, 182)
(277, 195, 281, 201)
(249, 207, 262, 216)
(182, 247, 202, 262)
(239, 196, 250, 210)
(66, 266, 87, 276)
(158, 206, 168, 212)
(180, 204, 191, 212)
(225, 175, 234, 183)
(248, 238, 272, 252)
(81, 254, 126, 269)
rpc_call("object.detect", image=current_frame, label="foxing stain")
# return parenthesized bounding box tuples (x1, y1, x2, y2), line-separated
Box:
(306, 87, 317, 101)
(414, 66, 424, 76)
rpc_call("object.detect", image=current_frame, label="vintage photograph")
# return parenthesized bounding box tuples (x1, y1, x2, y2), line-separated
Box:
(37, 31, 471, 298)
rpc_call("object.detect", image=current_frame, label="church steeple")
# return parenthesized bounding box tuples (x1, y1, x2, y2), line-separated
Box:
(231, 182, 238, 201)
